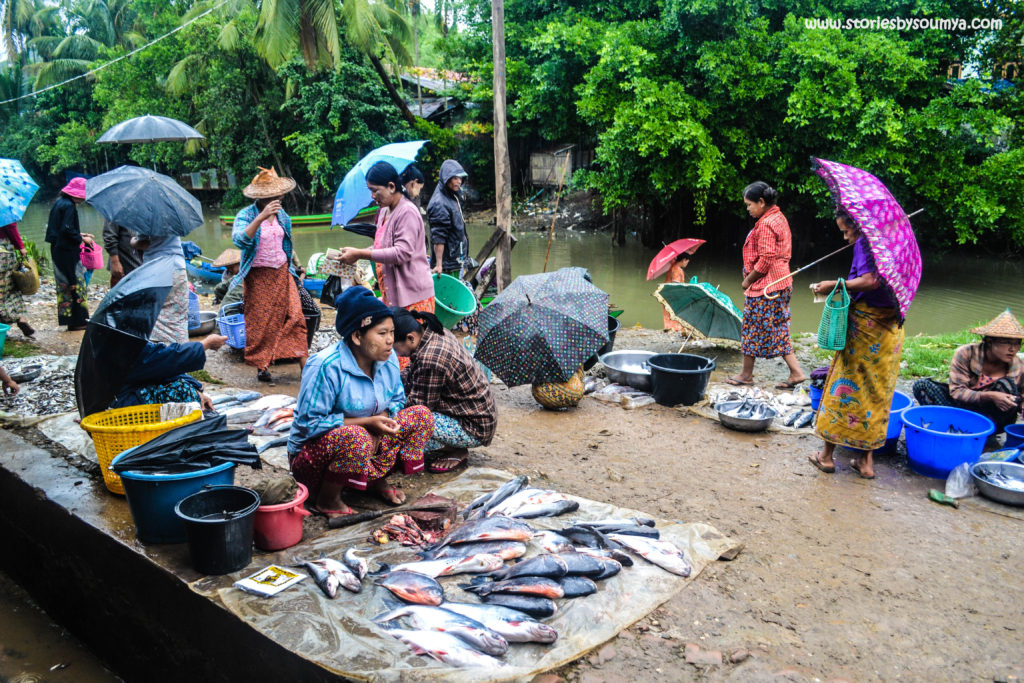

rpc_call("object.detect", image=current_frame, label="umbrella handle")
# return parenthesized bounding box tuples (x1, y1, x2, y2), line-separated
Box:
(762, 242, 855, 300)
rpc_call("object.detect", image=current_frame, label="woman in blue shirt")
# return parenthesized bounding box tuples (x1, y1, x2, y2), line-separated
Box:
(288, 286, 434, 517)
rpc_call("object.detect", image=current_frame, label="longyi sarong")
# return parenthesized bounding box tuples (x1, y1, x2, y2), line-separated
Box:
(815, 303, 905, 451)
(741, 290, 793, 358)
(242, 264, 307, 370)
(51, 245, 89, 327)
(0, 243, 26, 324)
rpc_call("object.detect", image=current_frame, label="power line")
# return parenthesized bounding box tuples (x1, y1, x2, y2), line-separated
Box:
(0, 0, 230, 106)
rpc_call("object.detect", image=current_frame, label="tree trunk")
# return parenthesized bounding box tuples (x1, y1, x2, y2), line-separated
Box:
(368, 54, 419, 128)
(491, 0, 512, 291)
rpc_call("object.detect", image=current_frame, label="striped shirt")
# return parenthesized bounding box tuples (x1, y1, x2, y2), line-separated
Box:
(742, 205, 793, 297)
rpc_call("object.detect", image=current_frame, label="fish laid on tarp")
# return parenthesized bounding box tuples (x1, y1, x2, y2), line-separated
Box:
(344, 548, 369, 580)
(794, 411, 815, 429)
(559, 576, 597, 598)
(388, 629, 506, 668)
(607, 533, 692, 577)
(440, 602, 559, 644)
(488, 488, 580, 517)
(553, 552, 606, 577)
(533, 530, 575, 554)
(374, 605, 509, 656)
(297, 557, 361, 597)
(486, 554, 568, 581)
(576, 522, 660, 539)
(376, 571, 444, 605)
(479, 594, 557, 619)
(433, 516, 534, 549)
(576, 517, 656, 528)
(557, 525, 614, 549)
(420, 541, 527, 561)
(577, 547, 634, 567)
(507, 499, 580, 519)
(463, 576, 565, 599)
(384, 554, 504, 579)
(463, 475, 529, 520)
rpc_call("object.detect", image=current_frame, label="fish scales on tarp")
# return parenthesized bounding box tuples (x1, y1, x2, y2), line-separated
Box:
(208, 468, 741, 683)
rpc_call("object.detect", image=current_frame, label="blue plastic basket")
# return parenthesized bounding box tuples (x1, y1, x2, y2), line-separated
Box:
(901, 405, 994, 478)
(302, 278, 326, 296)
(218, 303, 246, 349)
(0, 322, 8, 357)
(187, 289, 201, 329)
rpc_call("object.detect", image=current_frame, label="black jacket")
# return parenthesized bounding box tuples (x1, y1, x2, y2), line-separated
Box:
(426, 160, 469, 273)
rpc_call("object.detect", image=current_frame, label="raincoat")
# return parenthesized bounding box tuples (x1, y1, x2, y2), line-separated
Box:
(426, 160, 469, 273)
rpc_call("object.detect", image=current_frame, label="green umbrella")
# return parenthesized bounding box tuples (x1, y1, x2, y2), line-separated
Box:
(655, 280, 742, 342)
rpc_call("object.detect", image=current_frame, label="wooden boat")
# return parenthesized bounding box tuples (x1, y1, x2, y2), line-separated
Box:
(186, 258, 226, 283)
(218, 206, 378, 230)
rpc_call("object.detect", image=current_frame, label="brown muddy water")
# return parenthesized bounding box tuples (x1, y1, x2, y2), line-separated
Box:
(15, 202, 1022, 335)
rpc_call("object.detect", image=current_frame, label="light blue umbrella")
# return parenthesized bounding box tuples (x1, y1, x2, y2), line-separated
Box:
(331, 140, 427, 228)
(0, 159, 40, 226)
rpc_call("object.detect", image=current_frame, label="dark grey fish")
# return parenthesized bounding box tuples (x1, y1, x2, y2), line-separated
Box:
(592, 557, 622, 580)
(434, 516, 534, 549)
(421, 540, 527, 561)
(577, 523, 660, 539)
(487, 554, 568, 581)
(559, 576, 597, 598)
(577, 547, 634, 567)
(480, 593, 557, 618)
(554, 552, 605, 576)
(463, 576, 565, 599)
(375, 571, 444, 606)
(783, 409, 802, 427)
(464, 475, 529, 520)
(508, 499, 580, 519)
(441, 602, 559, 644)
(558, 526, 610, 548)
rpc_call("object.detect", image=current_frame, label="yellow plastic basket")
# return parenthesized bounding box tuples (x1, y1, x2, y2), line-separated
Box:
(80, 404, 203, 495)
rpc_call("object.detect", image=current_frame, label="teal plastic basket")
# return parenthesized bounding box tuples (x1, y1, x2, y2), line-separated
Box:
(817, 279, 849, 351)
(0, 322, 8, 356)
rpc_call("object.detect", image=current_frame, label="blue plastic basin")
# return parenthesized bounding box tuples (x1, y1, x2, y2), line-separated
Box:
(809, 385, 823, 411)
(901, 405, 994, 479)
(112, 448, 236, 543)
(1004, 424, 1024, 449)
(880, 390, 914, 453)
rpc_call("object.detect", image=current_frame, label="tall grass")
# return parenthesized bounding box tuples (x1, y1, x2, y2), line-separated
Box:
(901, 328, 977, 379)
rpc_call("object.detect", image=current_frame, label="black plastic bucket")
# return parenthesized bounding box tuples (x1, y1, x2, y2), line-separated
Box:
(175, 486, 259, 575)
(304, 310, 322, 348)
(583, 316, 622, 371)
(647, 353, 715, 406)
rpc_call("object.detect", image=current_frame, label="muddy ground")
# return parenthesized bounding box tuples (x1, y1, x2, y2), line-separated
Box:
(10, 285, 1024, 683)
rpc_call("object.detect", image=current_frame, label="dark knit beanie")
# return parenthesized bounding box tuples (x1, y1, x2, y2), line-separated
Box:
(334, 286, 391, 340)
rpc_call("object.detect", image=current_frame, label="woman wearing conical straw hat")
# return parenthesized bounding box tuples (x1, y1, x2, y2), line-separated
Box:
(232, 168, 308, 382)
(913, 310, 1024, 434)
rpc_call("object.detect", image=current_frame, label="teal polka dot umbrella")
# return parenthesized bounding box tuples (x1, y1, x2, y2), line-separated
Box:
(0, 159, 40, 226)
(476, 267, 610, 387)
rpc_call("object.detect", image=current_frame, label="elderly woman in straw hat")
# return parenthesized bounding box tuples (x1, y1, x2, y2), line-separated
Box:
(913, 310, 1024, 433)
(232, 168, 308, 382)
(212, 248, 243, 308)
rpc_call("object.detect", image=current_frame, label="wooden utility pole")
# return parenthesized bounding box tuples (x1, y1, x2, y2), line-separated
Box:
(491, 0, 512, 291)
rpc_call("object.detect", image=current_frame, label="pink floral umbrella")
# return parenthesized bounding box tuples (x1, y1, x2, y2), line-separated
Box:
(811, 158, 922, 322)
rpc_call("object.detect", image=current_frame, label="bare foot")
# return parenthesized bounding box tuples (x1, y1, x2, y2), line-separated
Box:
(850, 458, 875, 479)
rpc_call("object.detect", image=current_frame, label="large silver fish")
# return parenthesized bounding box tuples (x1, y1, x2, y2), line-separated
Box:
(463, 475, 529, 520)
(420, 540, 527, 561)
(388, 629, 506, 668)
(508, 499, 580, 519)
(464, 576, 565, 599)
(375, 605, 509, 656)
(533, 530, 575, 553)
(433, 516, 534, 549)
(375, 571, 444, 605)
(441, 602, 559, 644)
(386, 554, 505, 578)
(297, 557, 361, 597)
(344, 548, 369, 580)
(607, 533, 692, 577)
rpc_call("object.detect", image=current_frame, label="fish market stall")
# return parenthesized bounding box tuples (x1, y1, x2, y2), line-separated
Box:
(191, 468, 740, 682)
(0, 355, 78, 425)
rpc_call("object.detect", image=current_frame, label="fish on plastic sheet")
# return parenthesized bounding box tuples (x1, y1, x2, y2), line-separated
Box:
(576, 516, 656, 528)
(782, 409, 803, 427)
(296, 557, 361, 597)
(463, 576, 565, 599)
(486, 487, 558, 516)
(557, 525, 615, 549)
(441, 602, 559, 644)
(559, 576, 598, 598)
(419, 541, 527, 561)
(552, 552, 605, 577)
(343, 548, 369, 580)
(463, 475, 529, 520)
(387, 629, 506, 668)
(607, 533, 692, 577)
(576, 547, 634, 567)
(506, 498, 580, 519)
(486, 554, 568, 581)
(383, 554, 504, 579)
(533, 530, 575, 554)
(248, 393, 296, 412)
(575, 521, 660, 539)
(479, 594, 557, 619)
(795, 411, 815, 429)
(374, 605, 509, 656)
(431, 515, 534, 549)
(375, 570, 444, 605)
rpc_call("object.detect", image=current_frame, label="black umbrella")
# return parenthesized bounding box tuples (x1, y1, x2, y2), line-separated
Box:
(343, 222, 376, 239)
(110, 415, 261, 474)
(86, 166, 203, 237)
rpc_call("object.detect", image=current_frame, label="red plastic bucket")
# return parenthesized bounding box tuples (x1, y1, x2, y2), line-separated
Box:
(252, 483, 311, 551)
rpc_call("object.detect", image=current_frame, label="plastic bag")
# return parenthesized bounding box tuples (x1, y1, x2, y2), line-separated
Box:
(945, 462, 977, 499)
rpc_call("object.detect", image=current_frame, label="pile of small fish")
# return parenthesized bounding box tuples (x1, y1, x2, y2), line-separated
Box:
(718, 398, 775, 420)
(371, 514, 443, 546)
(974, 468, 1024, 492)
(0, 355, 77, 418)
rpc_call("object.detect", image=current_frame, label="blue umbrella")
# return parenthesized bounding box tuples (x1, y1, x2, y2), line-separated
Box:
(0, 159, 40, 225)
(85, 165, 203, 237)
(331, 140, 427, 227)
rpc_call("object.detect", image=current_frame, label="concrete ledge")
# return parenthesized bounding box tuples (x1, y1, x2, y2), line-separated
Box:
(0, 428, 343, 682)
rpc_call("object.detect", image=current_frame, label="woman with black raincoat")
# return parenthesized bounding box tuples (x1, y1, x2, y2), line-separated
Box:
(426, 159, 469, 277)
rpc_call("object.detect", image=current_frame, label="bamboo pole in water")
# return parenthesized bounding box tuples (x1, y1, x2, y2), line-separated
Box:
(542, 149, 573, 273)
(491, 0, 513, 291)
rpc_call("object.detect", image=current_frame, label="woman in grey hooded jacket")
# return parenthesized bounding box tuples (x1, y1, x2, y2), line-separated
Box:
(426, 159, 469, 276)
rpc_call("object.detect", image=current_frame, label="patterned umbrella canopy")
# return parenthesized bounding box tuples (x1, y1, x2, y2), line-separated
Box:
(811, 158, 921, 322)
(476, 267, 609, 387)
(0, 159, 40, 226)
(654, 280, 742, 342)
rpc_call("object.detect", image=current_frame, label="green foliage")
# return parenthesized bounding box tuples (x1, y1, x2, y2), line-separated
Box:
(2, 338, 44, 358)
(901, 328, 978, 378)
(23, 240, 49, 275)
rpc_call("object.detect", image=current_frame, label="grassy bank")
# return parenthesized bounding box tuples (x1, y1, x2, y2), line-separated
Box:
(797, 328, 978, 380)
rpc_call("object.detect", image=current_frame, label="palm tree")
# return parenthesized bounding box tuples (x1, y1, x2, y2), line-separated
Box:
(256, 0, 341, 70)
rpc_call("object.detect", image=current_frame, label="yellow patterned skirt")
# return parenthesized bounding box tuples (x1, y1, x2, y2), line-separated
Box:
(532, 367, 585, 410)
(814, 303, 905, 451)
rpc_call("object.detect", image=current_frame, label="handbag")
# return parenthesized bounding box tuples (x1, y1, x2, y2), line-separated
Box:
(11, 255, 40, 295)
(80, 242, 104, 269)
(817, 278, 850, 351)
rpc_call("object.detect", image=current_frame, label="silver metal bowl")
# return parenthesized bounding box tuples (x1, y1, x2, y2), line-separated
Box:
(188, 311, 218, 337)
(599, 350, 656, 392)
(970, 461, 1024, 506)
(8, 364, 42, 383)
(715, 400, 779, 433)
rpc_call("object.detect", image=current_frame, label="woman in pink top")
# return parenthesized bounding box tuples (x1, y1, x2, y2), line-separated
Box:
(232, 168, 308, 383)
(336, 161, 435, 314)
(0, 223, 34, 337)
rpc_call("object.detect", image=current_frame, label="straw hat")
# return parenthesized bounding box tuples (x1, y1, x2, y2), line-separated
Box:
(242, 167, 296, 199)
(971, 310, 1024, 339)
(212, 248, 241, 268)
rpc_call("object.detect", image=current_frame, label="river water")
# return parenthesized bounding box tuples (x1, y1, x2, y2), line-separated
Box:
(15, 202, 1024, 335)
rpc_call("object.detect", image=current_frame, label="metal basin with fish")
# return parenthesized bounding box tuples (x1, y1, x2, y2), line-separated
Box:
(188, 311, 218, 337)
(8, 364, 42, 383)
(970, 461, 1024, 506)
(599, 350, 655, 392)
(715, 399, 779, 433)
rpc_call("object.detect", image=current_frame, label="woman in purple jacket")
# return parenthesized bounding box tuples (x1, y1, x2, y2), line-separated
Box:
(335, 162, 435, 315)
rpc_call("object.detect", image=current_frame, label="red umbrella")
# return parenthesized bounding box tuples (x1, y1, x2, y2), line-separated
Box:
(646, 239, 706, 281)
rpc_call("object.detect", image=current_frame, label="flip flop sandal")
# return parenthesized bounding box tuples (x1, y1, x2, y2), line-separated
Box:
(376, 485, 406, 505)
(724, 377, 754, 386)
(426, 453, 468, 474)
(850, 461, 876, 479)
(775, 379, 806, 389)
(808, 452, 835, 474)
(307, 505, 356, 518)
